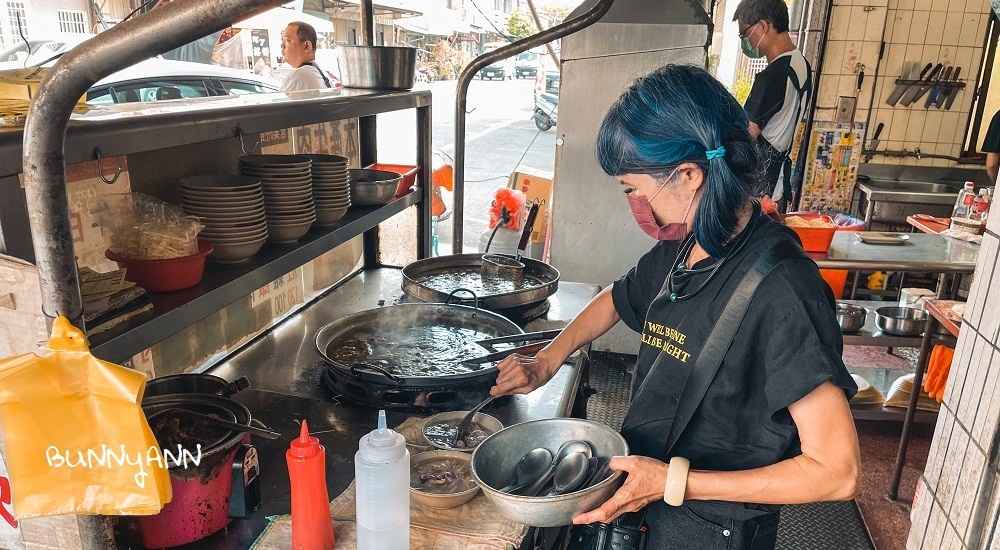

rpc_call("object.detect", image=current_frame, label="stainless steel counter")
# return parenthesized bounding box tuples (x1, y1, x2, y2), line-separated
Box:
(176, 268, 601, 550)
(810, 232, 979, 273)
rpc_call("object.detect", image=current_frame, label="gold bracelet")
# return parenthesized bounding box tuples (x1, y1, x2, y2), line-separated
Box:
(663, 456, 690, 506)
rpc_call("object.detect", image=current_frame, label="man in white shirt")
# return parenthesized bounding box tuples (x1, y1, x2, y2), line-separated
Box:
(279, 22, 332, 92)
(734, 0, 812, 210)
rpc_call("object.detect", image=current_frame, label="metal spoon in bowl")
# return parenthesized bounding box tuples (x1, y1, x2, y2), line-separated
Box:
(449, 395, 496, 448)
(523, 440, 593, 497)
(544, 451, 590, 496)
(499, 447, 553, 493)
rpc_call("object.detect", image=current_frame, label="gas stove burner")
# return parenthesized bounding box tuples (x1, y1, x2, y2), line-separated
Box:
(499, 299, 551, 326)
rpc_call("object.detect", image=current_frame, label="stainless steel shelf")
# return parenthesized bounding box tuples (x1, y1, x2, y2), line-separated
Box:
(89, 189, 422, 363)
(0, 89, 432, 176)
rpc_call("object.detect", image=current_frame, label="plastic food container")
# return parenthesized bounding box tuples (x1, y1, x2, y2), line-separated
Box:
(783, 213, 837, 252)
(105, 239, 213, 292)
(364, 163, 420, 197)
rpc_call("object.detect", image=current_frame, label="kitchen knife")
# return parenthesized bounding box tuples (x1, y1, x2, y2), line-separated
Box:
(900, 63, 942, 106)
(886, 61, 922, 106)
(924, 66, 952, 109)
(936, 66, 960, 109)
(864, 122, 884, 162)
(892, 62, 932, 106)
(943, 67, 963, 110)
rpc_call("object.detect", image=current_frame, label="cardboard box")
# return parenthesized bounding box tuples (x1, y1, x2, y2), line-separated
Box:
(508, 167, 553, 244)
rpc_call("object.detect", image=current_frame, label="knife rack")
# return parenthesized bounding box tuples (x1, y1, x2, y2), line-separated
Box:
(892, 78, 966, 90)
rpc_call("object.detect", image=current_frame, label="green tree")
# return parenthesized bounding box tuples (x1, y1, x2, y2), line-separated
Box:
(507, 9, 536, 40)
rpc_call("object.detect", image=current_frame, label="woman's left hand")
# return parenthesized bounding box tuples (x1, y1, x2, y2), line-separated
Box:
(572, 456, 668, 525)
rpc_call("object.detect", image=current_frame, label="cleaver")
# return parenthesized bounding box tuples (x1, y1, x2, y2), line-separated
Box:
(900, 63, 942, 106)
(886, 61, 923, 106)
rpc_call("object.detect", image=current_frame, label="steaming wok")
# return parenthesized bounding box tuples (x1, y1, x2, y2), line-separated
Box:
(314, 303, 523, 388)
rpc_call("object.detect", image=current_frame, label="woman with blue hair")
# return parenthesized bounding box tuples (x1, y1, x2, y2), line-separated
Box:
(491, 65, 860, 549)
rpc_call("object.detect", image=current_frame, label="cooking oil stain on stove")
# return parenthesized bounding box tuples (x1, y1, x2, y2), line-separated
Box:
(326, 325, 497, 377)
(417, 269, 546, 296)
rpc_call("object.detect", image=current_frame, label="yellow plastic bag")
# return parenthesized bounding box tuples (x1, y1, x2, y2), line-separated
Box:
(0, 316, 170, 519)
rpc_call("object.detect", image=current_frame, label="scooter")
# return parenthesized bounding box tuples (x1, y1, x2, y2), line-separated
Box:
(416, 65, 437, 83)
(533, 92, 558, 131)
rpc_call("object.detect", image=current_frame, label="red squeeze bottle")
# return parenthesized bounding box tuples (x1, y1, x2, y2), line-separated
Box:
(286, 420, 336, 550)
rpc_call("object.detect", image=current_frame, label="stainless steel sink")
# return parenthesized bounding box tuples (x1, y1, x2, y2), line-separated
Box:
(857, 178, 963, 203)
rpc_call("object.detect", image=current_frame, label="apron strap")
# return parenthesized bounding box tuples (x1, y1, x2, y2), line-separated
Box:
(663, 240, 805, 456)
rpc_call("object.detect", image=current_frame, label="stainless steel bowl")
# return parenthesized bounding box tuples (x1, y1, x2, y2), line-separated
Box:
(470, 418, 629, 527)
(422, 410, 503, 452)
(835, 302, 867, 333)
(875, 306, 928, 336)
(349, 169, 402, 205)
(337, 45, 417, 90)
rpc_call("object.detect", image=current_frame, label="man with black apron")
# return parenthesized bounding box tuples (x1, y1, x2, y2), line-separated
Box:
(279, 22, 333, 92)
(734, 0, 811, 211)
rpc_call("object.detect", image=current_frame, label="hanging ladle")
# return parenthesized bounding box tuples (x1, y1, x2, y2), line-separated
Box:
(481, 203, 540, 283)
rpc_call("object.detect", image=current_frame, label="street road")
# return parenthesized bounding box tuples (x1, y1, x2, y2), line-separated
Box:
(375, 77, 556, 254)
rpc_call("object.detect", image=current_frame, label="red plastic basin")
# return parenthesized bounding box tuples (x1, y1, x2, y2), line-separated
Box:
(105, 239, 213, 292)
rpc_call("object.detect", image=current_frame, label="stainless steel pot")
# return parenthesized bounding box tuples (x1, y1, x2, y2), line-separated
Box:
(835, 302, 867, 333)
(875, 306, 928, 336)
(144, 373, 250, 399)
(349, 168, 401, 205)
(337, 45, 417, 90)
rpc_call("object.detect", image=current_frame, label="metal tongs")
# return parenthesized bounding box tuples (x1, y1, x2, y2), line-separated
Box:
(460, 329, 563, 366)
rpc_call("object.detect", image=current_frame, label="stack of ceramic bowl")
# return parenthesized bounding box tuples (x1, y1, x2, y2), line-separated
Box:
(300, 154, 351, 225)
(178, 175, 267, 264)
(238, 155, 316, 244)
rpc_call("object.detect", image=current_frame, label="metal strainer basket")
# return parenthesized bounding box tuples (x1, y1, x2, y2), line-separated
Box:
(481, 254, 524, 283)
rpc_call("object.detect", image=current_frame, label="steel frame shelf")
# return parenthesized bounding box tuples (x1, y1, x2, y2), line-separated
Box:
(11, 89, 432, 365)
(89, 190, 423, 363)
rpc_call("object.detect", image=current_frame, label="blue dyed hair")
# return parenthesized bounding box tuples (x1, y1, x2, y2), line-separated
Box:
(597, 64, 764, 257)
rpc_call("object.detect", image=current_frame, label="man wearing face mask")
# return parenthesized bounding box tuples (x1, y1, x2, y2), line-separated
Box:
(490, 65, 858, 550)
(734, 0, 811, 211)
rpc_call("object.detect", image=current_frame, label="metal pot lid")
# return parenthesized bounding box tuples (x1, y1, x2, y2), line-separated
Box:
(142, 394, 251, 464)
(314, 303, 523, 388)
(401, 254, 560, 311)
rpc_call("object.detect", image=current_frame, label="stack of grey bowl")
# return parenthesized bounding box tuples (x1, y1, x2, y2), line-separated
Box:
(179, 175, 268, 264)
(299, 154, 351, 225)
(238, 155, 316, 244)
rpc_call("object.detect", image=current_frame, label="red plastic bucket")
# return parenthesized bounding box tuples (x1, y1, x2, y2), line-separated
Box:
(105, 239, 213, 292)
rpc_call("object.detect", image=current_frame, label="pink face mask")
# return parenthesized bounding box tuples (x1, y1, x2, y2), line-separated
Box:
(626, 170, 696, 241)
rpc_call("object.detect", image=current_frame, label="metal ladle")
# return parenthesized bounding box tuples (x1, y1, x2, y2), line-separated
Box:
(481, 203, 540, 284)
(499, 447, 554, 493)
(448, 394, 495, 448)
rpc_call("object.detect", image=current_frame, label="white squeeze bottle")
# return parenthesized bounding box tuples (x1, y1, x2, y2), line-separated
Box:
(355, 410, 409, 549)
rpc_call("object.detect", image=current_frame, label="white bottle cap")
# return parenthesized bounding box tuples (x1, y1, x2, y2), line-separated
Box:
(358, 410, 406, 463)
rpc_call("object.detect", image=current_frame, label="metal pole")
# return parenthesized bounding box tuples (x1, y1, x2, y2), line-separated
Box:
(525, 0, 559, 67)
(22, 0, 288, 546)
(361, 0, 375, 46)
(452, 0, 615, 252)
(417, 105, 433, 259)
(888, 316, 937, 500)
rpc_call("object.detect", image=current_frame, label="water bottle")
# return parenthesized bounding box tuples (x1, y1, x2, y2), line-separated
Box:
(355, 410, 409, 550)
(952, 182, 976, 218)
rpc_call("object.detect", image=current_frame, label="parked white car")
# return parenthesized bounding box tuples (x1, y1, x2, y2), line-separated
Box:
(86, 58, 279, 104)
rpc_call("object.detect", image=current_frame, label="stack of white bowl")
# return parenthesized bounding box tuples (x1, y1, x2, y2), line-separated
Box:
(300, 154, 351, 225)
(238, 155, 316, 244)
(179, 175, 268, 264)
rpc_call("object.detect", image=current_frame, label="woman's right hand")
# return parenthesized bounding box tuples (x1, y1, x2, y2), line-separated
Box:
(490, 351, 560, 397)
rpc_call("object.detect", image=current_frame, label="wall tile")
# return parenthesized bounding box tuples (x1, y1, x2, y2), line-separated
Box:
(864, 9, 888, 41)
(965, 0, 986, 12)
(822, 40, 848, 75)
(910, 10, 931, 43)
(946, 333, 974, 408)
(924, 497, 950, 549)
(982, 285, 1000, 344)
(860, 40, 882, 70)
(950, 433, 987, 536)
(973, 348, 1000, 449)
(913, 0, 934, 8)
(924, 111, 945, 137)
(956, 46, 977, 74)
(936, 421, 971, 513)
(925, 408, 956, 492)
(943, 10, 966, 46)
(906, 112, 928, 141)
(817, 81, 842, 109)
(925, 10, 948, 46)
(848, 7, 872, 40)
(892, 10, 914, 43)
(959, 13, 984, 47)
(942, 522, 966, 550)
(829, 6, 852, 41)
(909, 478, 934, 547)
(905, 44, 926, 64)
(940, 112, 962, 147)
(888, 111, 911, 140)
(957, 338, 989, 429)
(896, 0, 916, 9)
(921, 44, 943, 63)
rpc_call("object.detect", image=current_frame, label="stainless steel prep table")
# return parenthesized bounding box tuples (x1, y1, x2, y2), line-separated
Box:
(809, 232, 979, 299)
(185, 267, 601, 550)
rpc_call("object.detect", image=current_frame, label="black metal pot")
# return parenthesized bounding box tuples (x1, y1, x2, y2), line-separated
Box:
(314, 303, 523, 411)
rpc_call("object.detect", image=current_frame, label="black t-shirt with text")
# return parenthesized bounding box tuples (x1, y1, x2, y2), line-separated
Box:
(983, 110, 1000, 153)
(611, 215, 856, 472)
